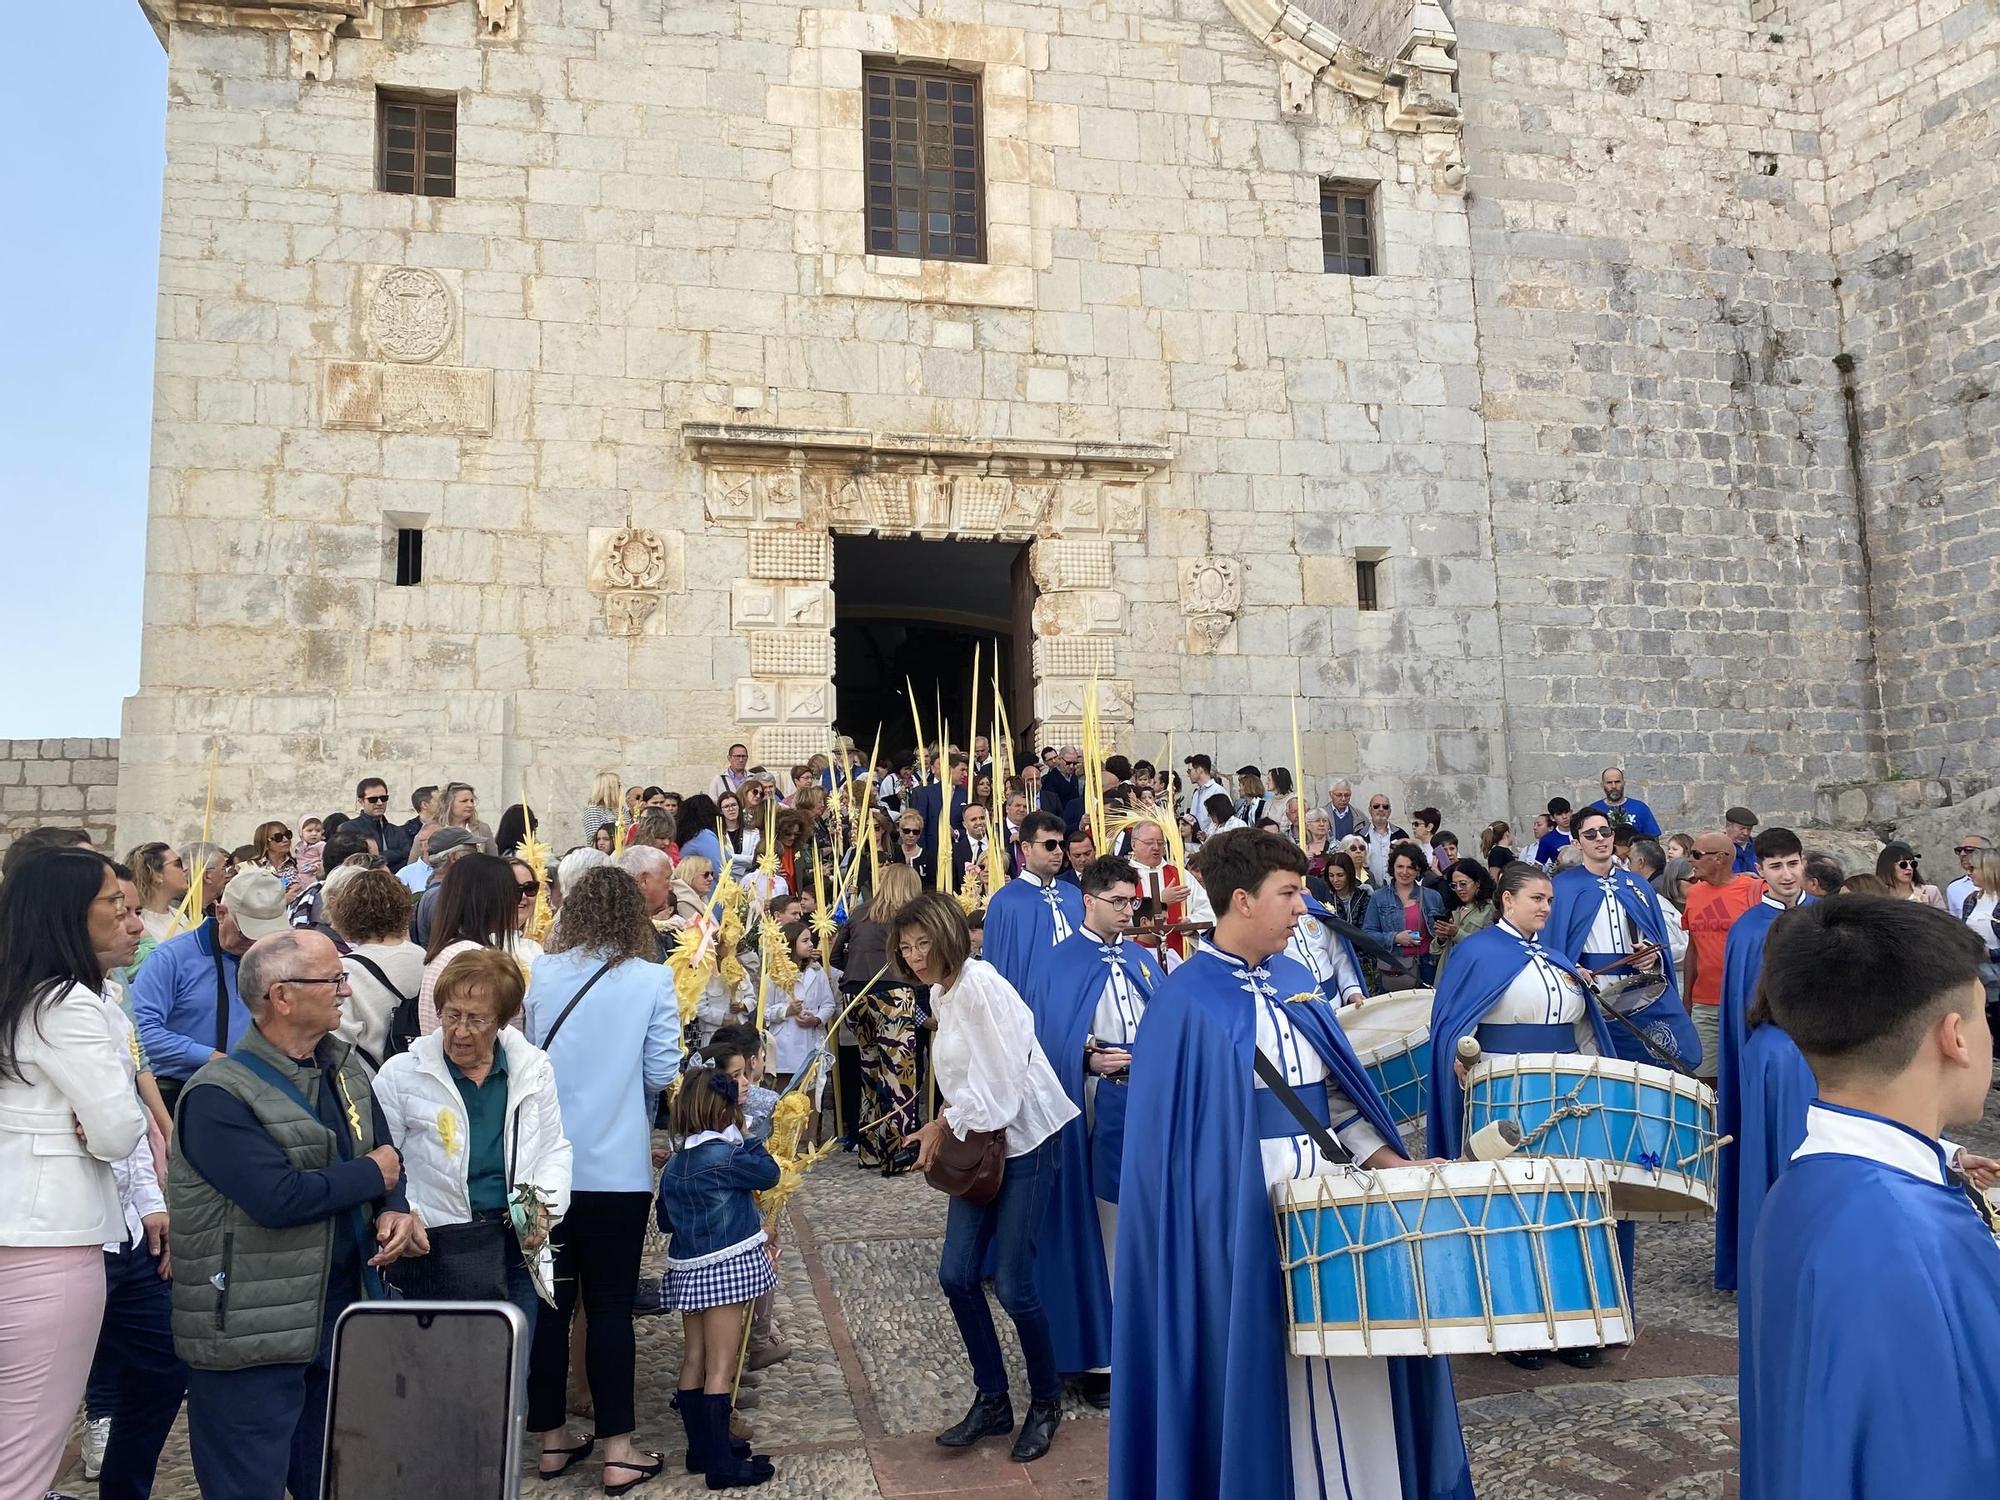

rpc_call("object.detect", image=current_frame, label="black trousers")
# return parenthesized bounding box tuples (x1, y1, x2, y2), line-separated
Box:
(525, 1190, 650, 1438)
(187, 1359, 329, 1500)
(88, 1240, 189, 1500)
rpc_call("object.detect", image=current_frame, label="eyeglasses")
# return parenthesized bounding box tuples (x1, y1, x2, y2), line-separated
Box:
(362, 794, 389, 805)
(1032, 838, 1064, 851)
(1091, 893, 1140, 909)
(279, 974, 351, 993)
(1955, 846, 1981, 855)
(1577, 827, 1614, 841)
(440, 1009, 498, 1033)
(1898, 859, 1916, 869)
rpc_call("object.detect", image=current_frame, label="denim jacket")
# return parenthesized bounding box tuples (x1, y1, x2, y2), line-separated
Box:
(1363, 882, 1446, 947)
(654, 1133, 781, 1264)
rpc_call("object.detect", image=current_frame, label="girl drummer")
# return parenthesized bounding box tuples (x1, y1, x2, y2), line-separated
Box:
(1425, 860, 1623, 1369)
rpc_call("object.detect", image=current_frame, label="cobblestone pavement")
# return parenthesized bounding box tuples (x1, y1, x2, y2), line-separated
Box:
(58, 1089, 2000, 1499)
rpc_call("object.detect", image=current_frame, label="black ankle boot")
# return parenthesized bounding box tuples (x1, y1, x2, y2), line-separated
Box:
(936, 1391, 1014, 1448)
(701, 1394, 773, 1489)
(1556, 1347, 1602, 1369)
(1502, 1351, 1546, 1371)
(1009, 1398, 1061, 1463)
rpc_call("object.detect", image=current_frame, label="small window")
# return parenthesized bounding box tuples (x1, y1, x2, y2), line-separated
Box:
(863, 62, 984, 263)
(378, 91, 456, 197)
(1354, 558, 1380, 611)
(395, 528, 425, 586)
(1320, 181, 1375, 276)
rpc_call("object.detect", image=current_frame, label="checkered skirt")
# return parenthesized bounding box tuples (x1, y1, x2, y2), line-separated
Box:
(661, 1242, 775, 1312)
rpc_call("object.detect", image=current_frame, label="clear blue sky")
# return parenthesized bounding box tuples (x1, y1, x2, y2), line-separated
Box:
(0, 7, 165, 737)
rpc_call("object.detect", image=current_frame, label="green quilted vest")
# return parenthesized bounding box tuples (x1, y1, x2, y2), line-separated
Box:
(167, 1027, 381, 1371)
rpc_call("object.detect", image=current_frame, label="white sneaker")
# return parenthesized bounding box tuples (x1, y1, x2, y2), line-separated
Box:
(81, 1417, 111, 1480)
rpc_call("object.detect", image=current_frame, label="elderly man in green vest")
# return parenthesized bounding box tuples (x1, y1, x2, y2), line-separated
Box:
(167, 929, 426, 1500)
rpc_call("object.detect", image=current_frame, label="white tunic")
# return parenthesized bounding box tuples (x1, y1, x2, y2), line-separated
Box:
(1580, 874, 1633, 957)
(1208, 941, 1400, 1499)
(767, 964, 837, 1074)
(1286, 913, 1365, 1003)
(1487, 920, 1598, 1055)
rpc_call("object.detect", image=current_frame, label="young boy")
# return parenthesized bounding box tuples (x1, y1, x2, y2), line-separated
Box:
(1741, 898, 2000, 1497)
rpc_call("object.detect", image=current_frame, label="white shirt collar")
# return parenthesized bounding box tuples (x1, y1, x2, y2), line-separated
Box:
(1016, 869, 1051, 889)
(1496, 918, 1531, 941)
(679, 1124, 745, 1151)
(1792, 1102, 1947, 1186)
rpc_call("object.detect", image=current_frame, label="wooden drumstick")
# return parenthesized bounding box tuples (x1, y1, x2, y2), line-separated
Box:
(1456, 1035, 1483, 1068)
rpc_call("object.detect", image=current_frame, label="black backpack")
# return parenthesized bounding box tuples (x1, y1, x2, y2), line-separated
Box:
(347, 953, 419, 1066)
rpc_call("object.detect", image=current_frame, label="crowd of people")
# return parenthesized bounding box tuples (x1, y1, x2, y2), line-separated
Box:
(1, 739, 1997, 1499)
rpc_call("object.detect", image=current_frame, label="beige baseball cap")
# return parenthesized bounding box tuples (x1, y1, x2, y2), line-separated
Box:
(221, 868, 291, 940)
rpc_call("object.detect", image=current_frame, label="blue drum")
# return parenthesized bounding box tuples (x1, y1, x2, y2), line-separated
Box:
(1274, 1159, 1630, 1357)
(1334, 992, 1432, 1129)
(1463, 1052, 1720, 1221)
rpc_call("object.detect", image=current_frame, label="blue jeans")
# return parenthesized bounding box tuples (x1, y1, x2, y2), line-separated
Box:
(187, 1358, 330, 1500)
(936, 1135, 1060, 1403)
(87, 1240, 189, 1500)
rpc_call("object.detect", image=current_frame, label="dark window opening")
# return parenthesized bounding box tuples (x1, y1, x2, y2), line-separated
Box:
(395, 528, 425, 586)
(864, 63, 984, 263)
(378, 91, 456, 197)
(1320, 181, 1376, 276)
(1355, 558, 1380, 611)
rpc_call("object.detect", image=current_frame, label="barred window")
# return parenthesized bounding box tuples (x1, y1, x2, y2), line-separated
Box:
(1354, 558, 1380, 612)
(1320, 181, 1375, 276)
(864, 63, 983, 263)
(378, 91, 456, 198)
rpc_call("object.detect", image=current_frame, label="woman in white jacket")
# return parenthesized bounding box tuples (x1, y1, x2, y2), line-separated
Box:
(373, 948, 572, 1333)
(0, 847, 149, 1500)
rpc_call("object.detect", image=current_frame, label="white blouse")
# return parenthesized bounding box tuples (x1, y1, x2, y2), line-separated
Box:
(768, 965, 836, 1074)
(931, 958, 1078, 1158)
(1487, 920, 1598, 1053)
(1964, 893, 1999, 953)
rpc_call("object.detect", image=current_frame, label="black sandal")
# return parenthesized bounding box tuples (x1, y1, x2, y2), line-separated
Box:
(536, 1434, 596, 1479)
(602, 1451, 665, 1496)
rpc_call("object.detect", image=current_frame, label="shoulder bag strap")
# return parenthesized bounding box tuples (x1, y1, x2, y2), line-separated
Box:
(212, 939, 232, 1057)
(1251, 1046, 1349, 1166)
(345, 952, 414, 1004)
(538, 958, 616, 1053)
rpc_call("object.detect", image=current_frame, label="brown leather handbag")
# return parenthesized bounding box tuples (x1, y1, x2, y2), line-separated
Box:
(926, 1125, 1007, 1206)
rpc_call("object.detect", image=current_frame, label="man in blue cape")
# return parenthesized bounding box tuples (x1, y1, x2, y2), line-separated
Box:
(1711, 826, 1811, 1290)
(983, 810, 1082, 993)
(1426, 859, 1623, 1365)
(1740, 896, 2000, 1499)
(1544, 807, 1696, 1070)
(1024, 855, 1164, 1408)
(1112, 829, 1471, 1500)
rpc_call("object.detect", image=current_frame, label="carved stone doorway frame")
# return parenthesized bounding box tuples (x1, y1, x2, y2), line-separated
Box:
(682, 424, 1168, 767)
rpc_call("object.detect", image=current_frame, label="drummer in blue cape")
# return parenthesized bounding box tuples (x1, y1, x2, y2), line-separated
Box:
(1110, 828, 1475, 1500)
(1426, 859, 1623, 1369)
(1739, 897, 2000, 1499)
(1020, 855, 1165, 1411)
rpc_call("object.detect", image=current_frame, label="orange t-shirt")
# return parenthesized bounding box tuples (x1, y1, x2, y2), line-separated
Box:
(1680, 876, 1768, 1006)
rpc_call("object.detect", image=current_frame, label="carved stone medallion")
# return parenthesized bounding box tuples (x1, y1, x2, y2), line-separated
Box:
(604, 529, 670, 590)
(366, 268, 454, 364)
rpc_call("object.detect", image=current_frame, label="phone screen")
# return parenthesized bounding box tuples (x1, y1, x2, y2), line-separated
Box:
(324, 1301, 525, 1499)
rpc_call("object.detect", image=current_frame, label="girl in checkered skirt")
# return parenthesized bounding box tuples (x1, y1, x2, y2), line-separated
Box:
(656, 1058, 780, 1489)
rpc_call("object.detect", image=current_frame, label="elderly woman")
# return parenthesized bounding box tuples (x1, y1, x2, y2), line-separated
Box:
(374, 949, 572, 1333)
(1301, 808, 1334, 879)
(177, 842, 235, 921)
(521, 867, 679, 1491)
(329, 868, 423, 1065)
(893, 810, 934, 887)
(895, 892, 1078, 1465)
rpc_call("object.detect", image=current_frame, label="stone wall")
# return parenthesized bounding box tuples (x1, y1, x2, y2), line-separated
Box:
(0, 740, 122, 856)
(1797, 0, 2000, 782)
(120, 0, 1506, 843)
(1456, 0, 1883, 826)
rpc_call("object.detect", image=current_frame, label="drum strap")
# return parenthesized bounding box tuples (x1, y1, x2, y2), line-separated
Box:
(1252, 1048, 1349, 1165)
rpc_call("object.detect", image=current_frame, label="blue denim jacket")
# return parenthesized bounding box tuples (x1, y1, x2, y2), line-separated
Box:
(655, 1135, 781, 1261)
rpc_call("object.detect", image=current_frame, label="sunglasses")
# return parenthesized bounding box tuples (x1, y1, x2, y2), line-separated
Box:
(362, 794, 389, 805)
(270, 831, 293, 842)
(1898, 860, 1915, 869)
(1577, 827, 1614, 841)
(1955, 846, 1981, 856)
(517, 881, 541, 897)
(1033, 838, 1064, 851)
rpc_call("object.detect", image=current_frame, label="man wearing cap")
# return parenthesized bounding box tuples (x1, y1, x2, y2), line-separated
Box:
(1725, 806, 1760, 875)
(132, 869, 292, 1113)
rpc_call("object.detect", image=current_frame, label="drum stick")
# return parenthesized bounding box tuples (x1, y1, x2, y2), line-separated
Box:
(1467, 1119, 1522, 1162)
(1456, 1035, 1483, 1067)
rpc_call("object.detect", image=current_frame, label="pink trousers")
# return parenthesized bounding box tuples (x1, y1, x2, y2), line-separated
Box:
(0, 1243, 107, 1500)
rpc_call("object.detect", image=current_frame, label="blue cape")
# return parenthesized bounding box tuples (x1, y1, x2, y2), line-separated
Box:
(1714, 896, 1810, 1289)
(1110, 944, 1471, 1500)
(1424, 922, 1611, 1158)
(1023, 930, 1163, 1374)
(1545, 863, 1680, 992)
(1741, 1113, 2000, 1497)
(982, 876, 1082, 994)
(1731, 1023, 1815, 1310)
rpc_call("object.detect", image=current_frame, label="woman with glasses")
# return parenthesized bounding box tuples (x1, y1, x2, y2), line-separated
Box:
(177, 842, 235, 919)
(509, 857, 550, 968)
(717, 791, 760, 882)
(418, 854, 528, 1035)
(373, 948, 571, 1332)
(894, 810, 935, 888)
(0, 847, 149, 1497)
(1432, 858, 1498, 979)
(1876, 842, 1944, 908)
(894, 892, 1077, 1464)
(248, 821, 299, 890)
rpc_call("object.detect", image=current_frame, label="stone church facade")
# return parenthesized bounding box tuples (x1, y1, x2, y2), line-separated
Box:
(117, 0, 1999, 842)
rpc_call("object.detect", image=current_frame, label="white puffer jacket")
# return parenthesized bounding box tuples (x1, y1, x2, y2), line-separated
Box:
(373, 1028, 573, 1284)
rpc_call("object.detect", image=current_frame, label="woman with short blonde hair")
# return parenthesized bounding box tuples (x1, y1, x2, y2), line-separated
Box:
(583, 772, 622, 846)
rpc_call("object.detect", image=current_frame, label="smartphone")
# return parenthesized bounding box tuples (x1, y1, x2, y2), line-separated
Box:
(323, 1300, 527, 1499)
